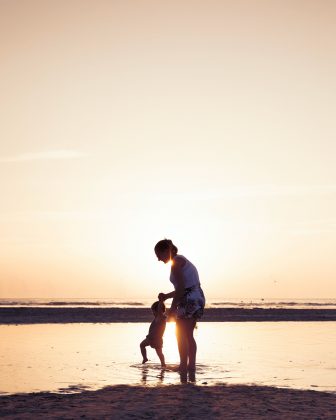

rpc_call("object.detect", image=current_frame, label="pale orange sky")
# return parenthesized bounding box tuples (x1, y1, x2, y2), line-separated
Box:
(0, 0, 335, 299)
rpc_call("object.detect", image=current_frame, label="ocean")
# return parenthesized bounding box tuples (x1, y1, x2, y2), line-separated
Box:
(1, 297, 336, 309)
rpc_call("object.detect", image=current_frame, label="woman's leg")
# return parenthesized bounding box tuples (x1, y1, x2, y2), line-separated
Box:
(175, 319, 189, 372)
(185, 319, 197, 371)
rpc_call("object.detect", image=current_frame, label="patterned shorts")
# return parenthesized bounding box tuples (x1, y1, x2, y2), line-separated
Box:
(176, 285, 205, 320)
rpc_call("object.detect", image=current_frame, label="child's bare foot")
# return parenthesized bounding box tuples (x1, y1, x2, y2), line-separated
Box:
(142, 358, 148, 364)
(171, 365, 187, 373)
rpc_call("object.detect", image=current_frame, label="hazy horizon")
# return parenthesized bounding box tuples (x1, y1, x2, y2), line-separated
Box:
(1, 0, 335, 299)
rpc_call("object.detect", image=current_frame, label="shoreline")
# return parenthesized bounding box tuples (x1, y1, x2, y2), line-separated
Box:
(1, 384, 336, 419)
(1, 307, 336, 324)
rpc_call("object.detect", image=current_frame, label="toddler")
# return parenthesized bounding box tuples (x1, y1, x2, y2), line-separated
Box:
(140, 300, 166, 367)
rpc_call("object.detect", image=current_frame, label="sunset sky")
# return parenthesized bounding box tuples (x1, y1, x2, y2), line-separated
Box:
(1, 0, 335, 299)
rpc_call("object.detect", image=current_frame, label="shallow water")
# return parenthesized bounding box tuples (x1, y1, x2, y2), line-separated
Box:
(0, 322, 335, 394)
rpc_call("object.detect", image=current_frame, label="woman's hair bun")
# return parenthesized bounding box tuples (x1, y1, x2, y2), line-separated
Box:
(154, 239, 178, 256)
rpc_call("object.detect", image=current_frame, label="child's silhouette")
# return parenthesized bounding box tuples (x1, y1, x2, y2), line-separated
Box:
(140, 300, 166, 367)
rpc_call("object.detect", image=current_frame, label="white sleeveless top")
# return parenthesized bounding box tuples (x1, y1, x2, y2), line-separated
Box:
(170, 255, 200, 289)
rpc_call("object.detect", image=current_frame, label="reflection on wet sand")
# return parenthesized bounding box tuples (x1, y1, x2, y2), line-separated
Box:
(140, 365, 165, 384)
(140, 366, 149, 384)
(139, 364, 196, 385)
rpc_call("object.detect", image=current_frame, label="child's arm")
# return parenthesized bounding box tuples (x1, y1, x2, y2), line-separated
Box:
(157, 301, 167, 319)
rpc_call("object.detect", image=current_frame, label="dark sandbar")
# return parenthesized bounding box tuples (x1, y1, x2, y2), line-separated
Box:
(1, 307, 336, 324)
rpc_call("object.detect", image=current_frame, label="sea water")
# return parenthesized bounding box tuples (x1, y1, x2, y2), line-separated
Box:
(0, 322, 335, 395)
(1, 297, 336, 309)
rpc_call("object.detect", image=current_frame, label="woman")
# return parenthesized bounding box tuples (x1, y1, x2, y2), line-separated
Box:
(155, 239, 205, 373)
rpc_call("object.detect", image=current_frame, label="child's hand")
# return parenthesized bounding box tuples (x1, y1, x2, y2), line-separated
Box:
(158, 293, 166, 301)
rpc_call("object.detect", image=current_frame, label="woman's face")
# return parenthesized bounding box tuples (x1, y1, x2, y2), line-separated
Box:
(155, 248, 171, 264)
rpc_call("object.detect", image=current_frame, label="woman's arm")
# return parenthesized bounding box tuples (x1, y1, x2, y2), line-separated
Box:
(169, 259, 185, 311)
(158, 291, 175, 301)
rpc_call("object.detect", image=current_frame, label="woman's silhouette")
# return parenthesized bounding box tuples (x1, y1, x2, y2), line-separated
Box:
(155, 239, 205, 373)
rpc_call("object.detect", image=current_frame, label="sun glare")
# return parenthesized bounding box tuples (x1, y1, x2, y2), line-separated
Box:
(162, 321, 179, 362)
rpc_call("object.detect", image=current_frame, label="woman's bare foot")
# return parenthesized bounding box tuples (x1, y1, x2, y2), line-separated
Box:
(142, 357, 148, 364)
(178, 363, 188, 373)
(188, 369, 196, 382)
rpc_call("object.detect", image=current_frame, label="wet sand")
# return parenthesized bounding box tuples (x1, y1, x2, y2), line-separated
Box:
(1, 307, 336, 324)
(1, 384, 336, 419)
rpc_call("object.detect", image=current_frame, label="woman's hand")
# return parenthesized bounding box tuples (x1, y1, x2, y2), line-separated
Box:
(158, 291, 175, 301)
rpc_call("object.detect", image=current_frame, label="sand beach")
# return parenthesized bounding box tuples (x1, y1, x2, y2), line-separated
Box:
(1, 383, 336, 419)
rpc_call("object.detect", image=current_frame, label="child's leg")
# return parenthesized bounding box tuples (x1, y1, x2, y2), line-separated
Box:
(155, 347, 166, 367)
(140, 339, 149, 363)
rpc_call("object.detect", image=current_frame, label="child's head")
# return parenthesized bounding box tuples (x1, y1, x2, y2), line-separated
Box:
(151, 300, 165, 316)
